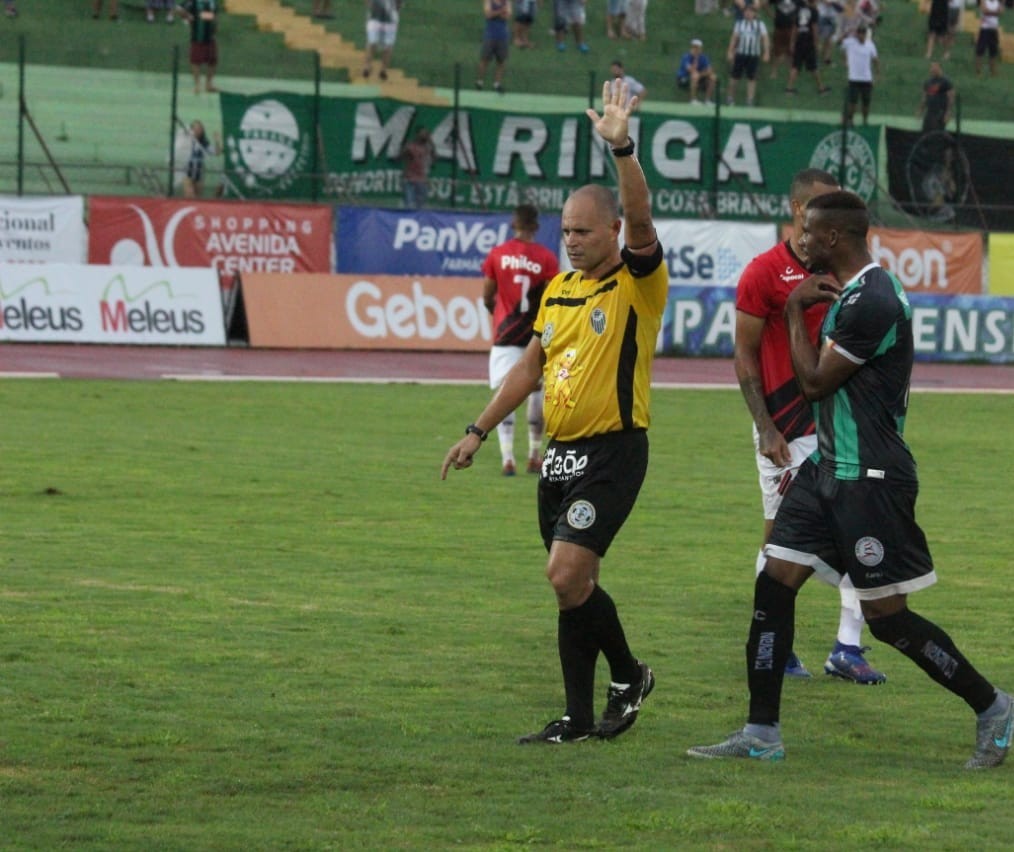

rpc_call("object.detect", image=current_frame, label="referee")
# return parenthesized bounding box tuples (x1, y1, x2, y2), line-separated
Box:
(442, 80, 668, 745)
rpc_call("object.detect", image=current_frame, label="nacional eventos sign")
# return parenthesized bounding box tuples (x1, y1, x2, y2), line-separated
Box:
(0, 262, 225, 345)
(86, 197, 333, 276)
(0, 195, 87, 263)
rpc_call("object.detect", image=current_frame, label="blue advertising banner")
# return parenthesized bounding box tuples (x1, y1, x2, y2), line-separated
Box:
(335, 207, 562, 277)
(661, 287, 1014, 363)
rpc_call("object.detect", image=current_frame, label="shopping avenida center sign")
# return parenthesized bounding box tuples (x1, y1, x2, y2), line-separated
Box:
(219, 92, 879, 219)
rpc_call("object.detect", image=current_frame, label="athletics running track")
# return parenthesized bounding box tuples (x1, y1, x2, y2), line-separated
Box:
(2, 344, 1013, 392)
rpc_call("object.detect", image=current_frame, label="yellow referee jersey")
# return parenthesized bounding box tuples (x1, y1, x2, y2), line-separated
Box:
(533, 248, 668, 442)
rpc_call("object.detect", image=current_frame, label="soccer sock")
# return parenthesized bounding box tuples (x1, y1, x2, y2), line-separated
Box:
(557, 606, 598, 730)
(836, 575, 865, 648)
(497, 413, 515, 464)
(574, 584, 640, 686)
(866, 607, 997, 714)
(746, 571, 798, 727)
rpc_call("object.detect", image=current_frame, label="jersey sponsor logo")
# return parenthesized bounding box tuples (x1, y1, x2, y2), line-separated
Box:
(590, 307, 606, 335)
(566, 499, 596, 530)
(543, 446, 589, 482)
(854, 536, 884, 567)
(498, 254, 545, 274)
(779, 265, 806, 283)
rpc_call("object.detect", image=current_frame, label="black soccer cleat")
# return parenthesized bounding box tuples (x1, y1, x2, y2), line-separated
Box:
(516, 716, 595, 745)
(596, 660, 655, 740)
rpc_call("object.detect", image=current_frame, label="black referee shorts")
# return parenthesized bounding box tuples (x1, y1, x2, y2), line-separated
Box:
(538, 429, 648, 557)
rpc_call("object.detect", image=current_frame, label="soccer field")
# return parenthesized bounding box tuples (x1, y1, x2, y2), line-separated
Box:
(2, 379, 1012, 849)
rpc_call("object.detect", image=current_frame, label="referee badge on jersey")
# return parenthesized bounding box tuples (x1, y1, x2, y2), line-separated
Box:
(590, 308, 607, 335)
(541, 322, 555, 348)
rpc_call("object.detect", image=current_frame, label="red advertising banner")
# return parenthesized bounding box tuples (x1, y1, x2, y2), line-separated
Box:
(241, 273, 490, 351)
(778, 223, 983, 295)
(87, 197, 333, 277)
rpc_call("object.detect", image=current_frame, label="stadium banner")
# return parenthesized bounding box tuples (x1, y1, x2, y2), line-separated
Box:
(777, 223, 984, 295)
(987, 233, 1014, 297)
(661, 286, 1014, 363)
(219, 92, 880, 219)
(0, 195, 87, 264)
(240, 273, 491, 350)
(336, 206, 562, 277)
(0, 262, 225, 345)
(884, 128, 1014, 231)
(86, 196, 333, 278)
(655, 220, 776, 287)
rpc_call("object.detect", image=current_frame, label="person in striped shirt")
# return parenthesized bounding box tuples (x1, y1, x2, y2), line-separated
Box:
(726, 4, 770, 105)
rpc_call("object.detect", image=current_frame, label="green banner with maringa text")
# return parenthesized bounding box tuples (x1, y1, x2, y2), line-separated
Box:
(221, 92, 879, 219)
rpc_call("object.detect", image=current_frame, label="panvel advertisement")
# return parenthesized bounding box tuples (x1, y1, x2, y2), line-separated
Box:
(336, 207, 561, 277)
(0, 263, 225, 345)
(220, 92, 879, 219)
(87, 197, 333, 277)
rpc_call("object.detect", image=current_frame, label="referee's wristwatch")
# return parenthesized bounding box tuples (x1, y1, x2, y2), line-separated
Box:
(465, 423, 489, 441)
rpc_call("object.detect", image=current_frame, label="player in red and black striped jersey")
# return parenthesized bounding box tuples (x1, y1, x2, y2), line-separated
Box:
(735, 168, 887, 684)
(482, 205, 560, 475)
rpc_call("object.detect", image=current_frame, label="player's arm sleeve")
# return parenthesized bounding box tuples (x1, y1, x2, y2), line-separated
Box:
(826, 282, 899, 363)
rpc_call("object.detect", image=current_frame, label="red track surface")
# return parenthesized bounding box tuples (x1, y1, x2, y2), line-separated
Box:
(2, 343, 1013, 391)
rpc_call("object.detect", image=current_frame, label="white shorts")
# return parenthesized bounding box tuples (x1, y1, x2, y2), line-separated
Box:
(489, 345, 524, 389)
(753, 427, 817, 520)
(366, 19, 399, 48)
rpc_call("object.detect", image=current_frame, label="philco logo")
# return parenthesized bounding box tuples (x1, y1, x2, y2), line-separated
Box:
(225, 99, 312, 195)
(809, 132, 876, 202)
(99, 274, 206, 335)
(0, 275, 83, 332)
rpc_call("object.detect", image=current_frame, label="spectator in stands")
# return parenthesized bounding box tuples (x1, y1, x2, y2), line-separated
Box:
(623, 0, 648, 40)
(726, 3, 770, 106)
(401, 127, 437, 209)
(919, 61, 955, 132)
(146, 0, 174, 22)
(477, 0, 512, 94)
(179, 0, 219, 94)
(606, 0, 627, 38)
(92, 0, 119, 20)
(677, 38, 718, 105)
(943, 0, 963, 59)
(785, 0, 832, 95)
(974, 0, 1001, 77)
(817, 0, 840, 65)
(182, 120, 221, 198)
(363, 0, 402, 81)
(513, 0, 537, 47)
(5, 0, 17, 18)
(313, 0, 334, 19)
(610, 59, 647, 108)
(555, 0, 590, 52)
(769, 0, 800, 82)
(834, 0, 863, 42)
(925, 0, 949, 59)
(839, 23, 878, 125)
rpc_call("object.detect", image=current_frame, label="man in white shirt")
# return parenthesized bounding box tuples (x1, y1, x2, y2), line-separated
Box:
(840, 23, 878, 125)
(609, 60, 648, 108)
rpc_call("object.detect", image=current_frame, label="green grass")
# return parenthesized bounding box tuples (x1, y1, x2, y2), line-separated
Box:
(2, 377, 1013, 849)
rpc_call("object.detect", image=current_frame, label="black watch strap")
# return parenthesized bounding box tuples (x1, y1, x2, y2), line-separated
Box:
(465, 423, 489, 441)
